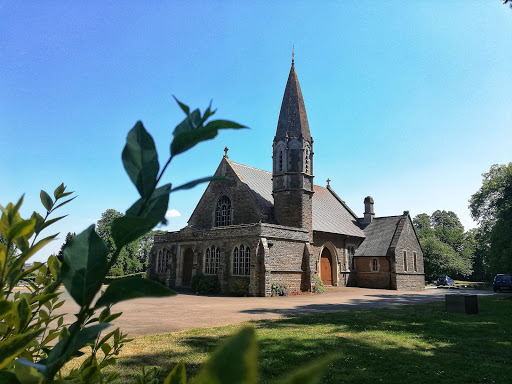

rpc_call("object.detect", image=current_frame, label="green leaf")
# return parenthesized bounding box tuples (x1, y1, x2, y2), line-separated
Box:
(39, 215, 67, 232)
(0, 300, 14, 320)
(111, 216, 158, 250)
(122, 121, 159, 198)
(40, 191, 53, 212)
(52, 196, 77, 212)
(173, 96, 190, 116)
(42, 323, 110, 378)
(95, 277, 175, 308)
(53, 183, 66, 200)
(171, 176, 231, 193)
(0, 371, 19, 384)
(126, 183, 172, 220)
(8, 219, 35, 241)
(6, 234, 58, 287)
(17, 297, 31, 331)
(31, 212, 45, 235)
(276, 355, 337, 384)
(15, 360, 44, 384)
(171, 118, 246, 157)
(61, 225, 109, 307)
(164, 360, 186, 384)
(0, 329, 42, 369)
(192, 327, 257, 384)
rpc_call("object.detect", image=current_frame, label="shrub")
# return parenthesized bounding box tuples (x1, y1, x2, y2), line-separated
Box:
(270, 282, 288, 297)
(192, 274, 221, 295)
(232, 278, 250, 296)
(109, 267, 124, 277)
(313, 276, 327, 294)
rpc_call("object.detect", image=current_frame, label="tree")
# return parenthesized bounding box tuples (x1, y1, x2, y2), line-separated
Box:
(413, 211, 474, 279)
(57, 232, 75, 261)
(470, 163, 512, 275)
(96, 209, 154, 275)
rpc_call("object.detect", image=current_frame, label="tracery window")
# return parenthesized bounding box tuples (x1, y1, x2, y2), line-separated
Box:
(233, 244, 251, 275)
(348, 246, 356, 271)
(205, 246, 220, 275)
(215, 195, 232, 227)
(157, 249, 170, 273)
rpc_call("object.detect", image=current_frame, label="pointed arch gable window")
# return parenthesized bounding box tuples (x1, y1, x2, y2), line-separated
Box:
(215, 196, 232, 227)
(233, 244, 251, 275)
(205, 246, 220, 275)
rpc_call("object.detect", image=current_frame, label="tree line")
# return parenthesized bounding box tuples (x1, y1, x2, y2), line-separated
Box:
(413, 162, 512, 281)
(58, 209, 155, 277)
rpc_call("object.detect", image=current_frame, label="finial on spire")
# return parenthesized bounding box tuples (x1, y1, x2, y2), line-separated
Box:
(223, 146, 229, 158)
(326, 178, 331, 187)
(292, 44, 295, 65)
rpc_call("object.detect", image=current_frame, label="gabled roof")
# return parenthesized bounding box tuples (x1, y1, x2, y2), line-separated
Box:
(229, 160, 365, 238)
(312, 185, 366, 237)
(275, 61, 311, 141)
(354, 216, 405, 257)
(229, 161, 274, 219)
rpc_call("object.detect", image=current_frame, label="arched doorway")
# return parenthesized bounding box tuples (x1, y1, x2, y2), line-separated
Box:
(320, 248, 333, 286)
(182, 248, 194, 287)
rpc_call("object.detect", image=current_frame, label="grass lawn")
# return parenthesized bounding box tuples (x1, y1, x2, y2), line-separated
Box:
(69, 294, 512, 383)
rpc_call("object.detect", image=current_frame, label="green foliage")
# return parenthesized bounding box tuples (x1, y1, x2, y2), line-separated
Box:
(108, 268, 124, 278)
(470, 163, 512, 276)
(1, 98, 333, 384)
(96, 209, 154, 276)
(270, 283, 288, 297)
(312, 276, 326, 294)
(231, 278, 250, 297)
(191, 274, 221, 295)
(413, 210, 474, 279)
(0, 98, 244, 382)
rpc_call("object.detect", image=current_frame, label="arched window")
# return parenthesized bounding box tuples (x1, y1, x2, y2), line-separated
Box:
(403, 250, 408, 271)
(205, 246, 220, 275)
(233, 244, 251, 275)
(372, 258, 378, 272)
(305, 149, 310, 174)
(215, 196, 232, 227)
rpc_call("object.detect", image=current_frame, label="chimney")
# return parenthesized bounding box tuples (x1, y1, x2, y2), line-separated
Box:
(363, 196, 375, 223)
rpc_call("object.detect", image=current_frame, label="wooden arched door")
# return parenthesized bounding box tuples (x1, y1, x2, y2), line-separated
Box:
(320, 248, 333, 286)
(182, 248, 194, 287)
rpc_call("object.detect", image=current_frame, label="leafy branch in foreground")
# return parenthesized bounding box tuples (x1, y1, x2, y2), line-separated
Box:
(0, 98, 247, 383)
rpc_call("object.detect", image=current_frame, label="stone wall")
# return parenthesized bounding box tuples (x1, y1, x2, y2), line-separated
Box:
(392, 216, 425, 290)
(188, 158, 268, 229)
(355, 256, 391, 289)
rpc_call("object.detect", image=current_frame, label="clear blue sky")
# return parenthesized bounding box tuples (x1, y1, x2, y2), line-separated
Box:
(2, 2, 511, 261)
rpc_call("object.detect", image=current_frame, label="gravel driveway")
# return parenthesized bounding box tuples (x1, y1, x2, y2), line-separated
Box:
(52, 286, 494, 337)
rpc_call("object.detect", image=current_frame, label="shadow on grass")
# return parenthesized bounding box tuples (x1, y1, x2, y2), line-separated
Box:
(113, 295, 512, 384)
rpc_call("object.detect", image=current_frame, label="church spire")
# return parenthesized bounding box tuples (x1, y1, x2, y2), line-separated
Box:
(275, 54, 311, 142)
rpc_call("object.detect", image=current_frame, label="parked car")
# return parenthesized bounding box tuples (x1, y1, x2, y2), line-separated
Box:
(493, 274, 512, 292)
(436, 276, 455, 287)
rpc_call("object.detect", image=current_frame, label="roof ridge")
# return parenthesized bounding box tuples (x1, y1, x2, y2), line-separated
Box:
(229, 160, 272, 175)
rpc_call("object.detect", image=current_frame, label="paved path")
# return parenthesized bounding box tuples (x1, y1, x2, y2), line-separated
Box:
(53, 287, 494, 337)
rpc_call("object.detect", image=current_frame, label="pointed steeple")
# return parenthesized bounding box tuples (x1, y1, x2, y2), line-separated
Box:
(275, 58, 311, 142)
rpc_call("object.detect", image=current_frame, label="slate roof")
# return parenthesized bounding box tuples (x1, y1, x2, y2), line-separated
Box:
(275, 62, 311, 141)
(229, 161, 274, 217)
(229, 160, 365, 238)
(354, 216, 404, 257)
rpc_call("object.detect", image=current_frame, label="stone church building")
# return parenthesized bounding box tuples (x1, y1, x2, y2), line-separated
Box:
(148, 59, 425, 296)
